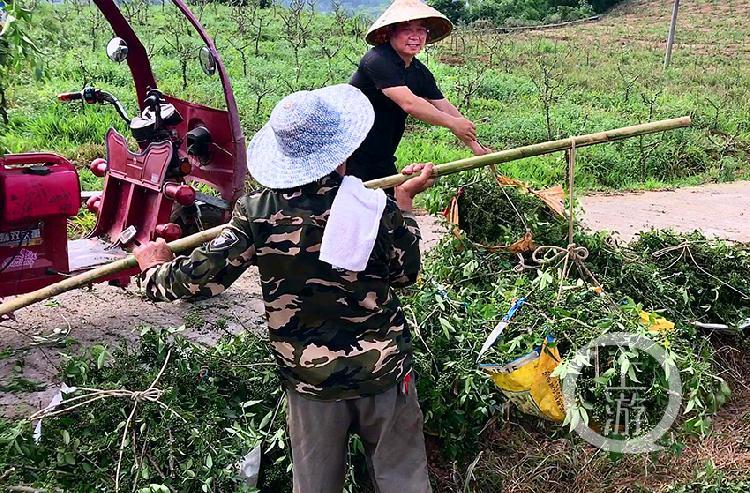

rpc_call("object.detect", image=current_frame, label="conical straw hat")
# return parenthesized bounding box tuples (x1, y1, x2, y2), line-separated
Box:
(365, 0, 453, 46)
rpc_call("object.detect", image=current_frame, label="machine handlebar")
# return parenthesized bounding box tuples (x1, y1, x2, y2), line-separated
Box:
(57, 91, 83, 102)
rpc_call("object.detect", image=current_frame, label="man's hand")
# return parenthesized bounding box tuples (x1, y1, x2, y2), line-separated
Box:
(134, 238, 175, 271)
(394, 163, 435, 213)
(468, 140, 492, 156)
(449, 117, 477, 143)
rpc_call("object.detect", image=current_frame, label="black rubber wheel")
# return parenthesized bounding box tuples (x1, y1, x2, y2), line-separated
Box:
(170, 203, 227, 237)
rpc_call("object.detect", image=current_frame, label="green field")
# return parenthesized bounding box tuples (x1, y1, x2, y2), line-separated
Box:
(2, 0, 749, 202)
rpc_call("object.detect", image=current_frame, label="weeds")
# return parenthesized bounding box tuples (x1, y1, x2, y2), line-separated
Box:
(67, 209, 97, 239)
(666, 462, 750, 493)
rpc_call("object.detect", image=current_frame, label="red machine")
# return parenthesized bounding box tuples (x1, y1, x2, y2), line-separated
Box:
(0, 0, 246, 298)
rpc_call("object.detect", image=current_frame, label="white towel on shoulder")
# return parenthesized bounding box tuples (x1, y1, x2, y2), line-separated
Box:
(320, 176, 387, 272)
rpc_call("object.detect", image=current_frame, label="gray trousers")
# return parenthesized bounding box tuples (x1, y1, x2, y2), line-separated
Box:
(286, 377, 432, 493)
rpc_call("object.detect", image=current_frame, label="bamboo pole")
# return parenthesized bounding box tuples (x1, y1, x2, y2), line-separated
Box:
(0, 227, 224, 317)
(365, 116, 691, 189)
(0, 116, 691, 316)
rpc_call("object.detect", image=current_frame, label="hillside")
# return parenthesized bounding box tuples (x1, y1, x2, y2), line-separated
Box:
(534, 0, 750, 59)
(417, 0, 750, 199)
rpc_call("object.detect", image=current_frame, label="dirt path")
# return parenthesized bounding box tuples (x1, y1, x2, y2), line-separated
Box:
(0, 215, 446, 418)
(580, 181, 750, 243)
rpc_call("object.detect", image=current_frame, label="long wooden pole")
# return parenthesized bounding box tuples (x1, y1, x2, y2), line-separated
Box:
(664, 0, 680, 70)
(0, 116, 691, 316)
(0, 227, 225, 317)
(365, 116, 691, 189)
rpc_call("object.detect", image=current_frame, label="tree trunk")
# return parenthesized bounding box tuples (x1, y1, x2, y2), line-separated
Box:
(181, 60, 188, 91)
(254, 25, 262, 56)
(0, 85, 8, 126)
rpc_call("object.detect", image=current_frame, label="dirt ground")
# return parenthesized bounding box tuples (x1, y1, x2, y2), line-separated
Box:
(521, 0, 750, 60)
(580, 180, 750, 243)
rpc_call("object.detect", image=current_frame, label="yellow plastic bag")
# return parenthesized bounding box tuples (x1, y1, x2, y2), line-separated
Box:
(639, 311, 675, 333)
(481, 336, 565, 422)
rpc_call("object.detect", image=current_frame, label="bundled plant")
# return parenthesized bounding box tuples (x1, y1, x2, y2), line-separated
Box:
(450, 179, 750, 326)
(404, 180, 743, 461)
(629, 231, 750, 325)
(0, 327, 291, 492)
(456, 180, 567, 247)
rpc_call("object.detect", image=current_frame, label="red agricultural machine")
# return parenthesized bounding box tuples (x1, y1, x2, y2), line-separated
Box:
(0, 0, 246, 298)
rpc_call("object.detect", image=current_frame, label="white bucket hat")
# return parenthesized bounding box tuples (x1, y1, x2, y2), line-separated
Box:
(247, 84, 375, 189)
(366, 0, 453, 46)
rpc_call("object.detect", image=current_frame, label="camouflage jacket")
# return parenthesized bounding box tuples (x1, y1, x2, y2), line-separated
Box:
(139, 172, 421, 401)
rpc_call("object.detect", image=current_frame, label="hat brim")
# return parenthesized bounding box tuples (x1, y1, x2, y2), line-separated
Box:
(366, 15, 453, 45)
(247, 84, 375, 189)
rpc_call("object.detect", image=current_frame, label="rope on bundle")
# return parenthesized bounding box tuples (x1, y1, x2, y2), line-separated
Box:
(29, 350, 182, 492)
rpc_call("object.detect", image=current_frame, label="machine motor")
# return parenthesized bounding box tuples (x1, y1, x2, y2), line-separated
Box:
(0, 155, 81, 297)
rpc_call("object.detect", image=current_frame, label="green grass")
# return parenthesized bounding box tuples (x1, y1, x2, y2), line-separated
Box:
(1, 0, 748, 205)
(666, 462, 750, 493)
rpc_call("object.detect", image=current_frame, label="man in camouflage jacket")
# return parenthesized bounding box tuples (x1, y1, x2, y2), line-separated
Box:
(134, 84, 435, 492)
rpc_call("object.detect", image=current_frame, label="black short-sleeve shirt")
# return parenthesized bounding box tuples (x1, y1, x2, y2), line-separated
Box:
(348, 43, 443, 182)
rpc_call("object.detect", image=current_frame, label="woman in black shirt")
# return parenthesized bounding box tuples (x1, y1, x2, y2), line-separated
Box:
(348, 0, 490, 185)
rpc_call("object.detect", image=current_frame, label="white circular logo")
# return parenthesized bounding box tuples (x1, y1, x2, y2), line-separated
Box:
(561, 332, 682, 453)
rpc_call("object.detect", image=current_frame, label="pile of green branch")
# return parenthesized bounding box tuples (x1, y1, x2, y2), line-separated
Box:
(404, 180, 747, 464)
(0, 328, 290, 492)
(456, 180, 566, 247)
(2, 181, 748, 491)
(455, 179, 750, 326)
(405, 240, 731, 460)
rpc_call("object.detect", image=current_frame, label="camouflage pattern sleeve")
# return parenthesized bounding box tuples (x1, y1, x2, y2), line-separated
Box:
(138, 199, 257, 301)
(388, 207, 421, 288)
